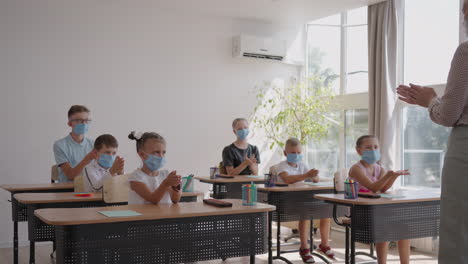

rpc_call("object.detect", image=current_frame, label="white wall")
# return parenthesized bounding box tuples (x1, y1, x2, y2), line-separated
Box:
(0, 0, 300, 247)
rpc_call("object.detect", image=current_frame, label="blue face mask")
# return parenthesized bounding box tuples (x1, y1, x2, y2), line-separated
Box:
(98, 154, 115, 169)
(144, 154, 166, 172)
(362, 150, 381, 164)
(287, 153, 303, 164)
(236, 129, 249, 140)
(73, 123, 89, 135)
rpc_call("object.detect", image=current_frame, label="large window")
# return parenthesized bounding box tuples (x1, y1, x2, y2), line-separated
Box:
(404, 0, 460, 85)
(401, 0, 460, 188)
(402, 107, 450, 188)
(345, 109, 369, 168)
(307, 7, 369, 176)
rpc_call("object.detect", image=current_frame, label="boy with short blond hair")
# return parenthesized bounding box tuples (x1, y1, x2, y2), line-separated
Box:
(274, 137, 335, 263)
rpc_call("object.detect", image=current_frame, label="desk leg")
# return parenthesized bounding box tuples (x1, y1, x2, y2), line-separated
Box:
(268, 211, 272, 264)
(272, 215, 293, 264)
(29, 241, 35, 264)
(276, 216, 281, 258)
(310, 219, 330, 264)
(345, 226, 350, 264)
(350, 206, 356, 264)
(13, 221, 18, 264)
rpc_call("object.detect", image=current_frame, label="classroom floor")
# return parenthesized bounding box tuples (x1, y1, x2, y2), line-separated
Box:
(0, 228, 438, 264)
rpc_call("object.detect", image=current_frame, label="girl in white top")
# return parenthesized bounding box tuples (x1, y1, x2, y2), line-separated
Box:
(127, 131, 182, 205)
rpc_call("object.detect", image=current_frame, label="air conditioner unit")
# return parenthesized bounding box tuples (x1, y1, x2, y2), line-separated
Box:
(232, 34, 286, 61)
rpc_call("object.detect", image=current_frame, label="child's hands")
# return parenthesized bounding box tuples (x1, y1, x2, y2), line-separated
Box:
(312, 176, 320, 183)
(243, 154, 257, 167)
(164, 170, 181, 187)
(110, 156, 125, 175)
(306, 169, 319, 179)
(84, 149, 98, 164)
(387, 170, 411, 178)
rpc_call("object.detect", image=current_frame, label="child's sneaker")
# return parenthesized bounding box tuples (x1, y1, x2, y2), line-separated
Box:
(318, 244, 335, 259)
(299, 248, 316, 263)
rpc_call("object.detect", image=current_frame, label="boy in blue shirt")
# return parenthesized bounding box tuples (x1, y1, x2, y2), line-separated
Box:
(53, 105, 95, 182)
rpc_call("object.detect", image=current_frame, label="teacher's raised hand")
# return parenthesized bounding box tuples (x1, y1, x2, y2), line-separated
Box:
(397, 83, 437, 108)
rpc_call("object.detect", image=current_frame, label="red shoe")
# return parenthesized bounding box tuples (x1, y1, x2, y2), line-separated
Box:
(318, 244, 335, 259)
(299, 248, 315, 263)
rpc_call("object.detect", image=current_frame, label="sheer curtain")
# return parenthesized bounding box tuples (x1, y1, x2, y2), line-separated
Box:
(368, 0, 401, 170)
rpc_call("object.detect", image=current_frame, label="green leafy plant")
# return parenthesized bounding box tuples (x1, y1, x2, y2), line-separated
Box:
(251, 47, 340, 150)
(251, 76, 336, 150)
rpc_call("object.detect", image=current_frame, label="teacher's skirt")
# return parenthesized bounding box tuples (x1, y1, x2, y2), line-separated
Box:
(439, 126, 468, 264)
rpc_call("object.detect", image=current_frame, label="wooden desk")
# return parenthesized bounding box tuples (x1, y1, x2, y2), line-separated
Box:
(258, 183, 345, 264)
(1, 182, 74, 192)
(258, 182, 334, 192)
(14, 192, 109, 264)
(15, 192, 103, 204)
(315, 190, 441, 264)
(0, 183, 74, 264)
(195, 176, 265, 199)
(35, 200, 275, 264)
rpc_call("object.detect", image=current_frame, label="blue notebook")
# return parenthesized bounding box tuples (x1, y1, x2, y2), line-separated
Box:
(99, 210, 142, 217)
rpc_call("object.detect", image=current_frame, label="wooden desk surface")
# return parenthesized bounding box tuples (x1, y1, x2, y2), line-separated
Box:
(195, 176, 265, 183)
(181, 192, 203, 197)
(0, 182, 74, 192)
(315, 190, 441, 205)
(258, 183, 334, 192)
(35, 199, 276, 226)
(14, 191, 200, 204)
(14, 192, 103, 204)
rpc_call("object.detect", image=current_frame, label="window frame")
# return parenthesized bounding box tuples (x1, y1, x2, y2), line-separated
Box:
(306, 8, 369, 176)
(396, 0, 465, 189)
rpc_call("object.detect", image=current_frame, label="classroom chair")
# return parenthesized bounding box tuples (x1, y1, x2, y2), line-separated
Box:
(102, 174, 130, 204)
(332, 168, 376, 262)
(73, 175, 85, 192)
(50, 165, 59, 183)
(219, 161, 227, 174)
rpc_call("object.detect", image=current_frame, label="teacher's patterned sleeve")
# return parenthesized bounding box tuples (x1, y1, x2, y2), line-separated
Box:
(428, 42, 468, 127)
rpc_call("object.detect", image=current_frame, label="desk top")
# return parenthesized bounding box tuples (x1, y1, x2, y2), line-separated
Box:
(14, 191, 201, 204)
(35, 199, 276, 226)
(0, 182, 74, 192)
(195, 176, 265, 183)
(14, 192, 103, 204)
(258, 183, 334, 192)
(315, 190, 441, 205)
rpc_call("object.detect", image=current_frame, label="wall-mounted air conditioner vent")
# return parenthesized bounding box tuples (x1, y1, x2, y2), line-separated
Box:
(233, 34, 286, 61)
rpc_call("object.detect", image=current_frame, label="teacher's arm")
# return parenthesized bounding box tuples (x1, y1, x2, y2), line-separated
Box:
(428, 43, 468, 126)
(399, 43, 468, 127)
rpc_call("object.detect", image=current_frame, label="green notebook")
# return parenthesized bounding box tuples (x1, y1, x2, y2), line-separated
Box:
(380, 194, 405, 199)
(99, 210, 142, 217)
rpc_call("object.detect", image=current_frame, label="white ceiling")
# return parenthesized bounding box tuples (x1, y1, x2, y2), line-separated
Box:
(153, 0, 387, 24)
